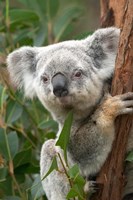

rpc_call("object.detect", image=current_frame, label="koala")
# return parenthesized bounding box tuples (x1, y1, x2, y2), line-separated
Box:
(7, 27, 133, 200)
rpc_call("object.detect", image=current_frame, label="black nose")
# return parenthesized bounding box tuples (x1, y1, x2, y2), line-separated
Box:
(52, 73, 68, 97)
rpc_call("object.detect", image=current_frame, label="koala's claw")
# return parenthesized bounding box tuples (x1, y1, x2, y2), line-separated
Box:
(118, 92, 133, 115)
(121, 92, 133, 101)
(103, 92, 133, 118)
(84, 180, 100, 193)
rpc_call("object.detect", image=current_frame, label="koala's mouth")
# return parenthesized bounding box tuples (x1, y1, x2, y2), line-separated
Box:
(57, 96, 73, 108)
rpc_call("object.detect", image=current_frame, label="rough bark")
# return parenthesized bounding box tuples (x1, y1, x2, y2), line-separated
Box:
(100, 0, 127, 28)
(92, 0, 133, 200)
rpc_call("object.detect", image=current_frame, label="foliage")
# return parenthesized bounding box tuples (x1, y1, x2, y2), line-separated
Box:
(0, 0, 83, 53)
(1, 0, 132, 199)
(42, 112, 86, 200)
(0, 83, 56, 199)
(0, 0, 88, 199)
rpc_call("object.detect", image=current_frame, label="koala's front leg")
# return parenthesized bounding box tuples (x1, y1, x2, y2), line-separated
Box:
(76, 93, 133, 193)
(87, 92, 133, 188)
(40, 139, 70, 200)
(94, 92, 133, 130)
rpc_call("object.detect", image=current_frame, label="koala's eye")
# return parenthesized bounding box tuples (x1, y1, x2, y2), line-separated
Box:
(41, 75, 49, 83)
(74, 71, 82, 78)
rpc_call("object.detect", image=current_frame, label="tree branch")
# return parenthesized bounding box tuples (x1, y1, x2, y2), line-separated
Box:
(92, 0, 133, 199)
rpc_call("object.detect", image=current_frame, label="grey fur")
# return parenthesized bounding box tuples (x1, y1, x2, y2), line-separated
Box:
(7, 27, 133, 200)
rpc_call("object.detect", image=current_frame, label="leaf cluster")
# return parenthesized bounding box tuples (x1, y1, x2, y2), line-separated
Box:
(0, 0, 113, 199)
(0, 0, 88, 199)
(0, 83, 58, 200)
(0, 0, 83, 53)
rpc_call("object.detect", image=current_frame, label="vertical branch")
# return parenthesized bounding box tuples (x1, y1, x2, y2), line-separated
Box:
(100, 0, 115, 27)
(92, 0, 133, 200)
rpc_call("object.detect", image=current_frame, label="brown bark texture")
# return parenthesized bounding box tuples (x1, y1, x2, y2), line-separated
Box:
(92, 0, 133, 200)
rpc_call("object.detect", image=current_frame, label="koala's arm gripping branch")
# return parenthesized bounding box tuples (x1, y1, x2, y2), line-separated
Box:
(92, 1, 133, 200)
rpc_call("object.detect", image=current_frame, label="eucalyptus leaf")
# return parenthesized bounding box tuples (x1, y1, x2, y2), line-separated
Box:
(56, 111, 73, 164)
(0, 176, 12, 196)
(8, 131, 19, 159)
(9, 9, 39, 23)
(67, 184, 84, 200)
(6, 100, 23, 124)
(30, 175, 45, 199)
(14, 29, 33, 44)
(33, 22, 47, 46)
(42, 156, 58, 180)
(54, 7, 83, 42)
(47, 0, 59, 20)
(38, 119, 58, 131)
(14, 163, 39, 174)
(66, 187, 78, 199)
(68, 164, 85, 189)
(66, 184, 79, 199)
(0, 167, 8, 182)
(126, 151, 133, 162)
(0, 129, 18, 161)
(68, 164, 79, 178)
(13, 148, 32, 168)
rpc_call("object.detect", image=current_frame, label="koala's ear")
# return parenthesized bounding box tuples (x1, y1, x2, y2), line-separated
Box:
(7, 46, 38, 98)
(85, 27, 120, 69)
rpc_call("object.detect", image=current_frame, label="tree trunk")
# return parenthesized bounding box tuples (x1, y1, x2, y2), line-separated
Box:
(91, 0, 133, 200)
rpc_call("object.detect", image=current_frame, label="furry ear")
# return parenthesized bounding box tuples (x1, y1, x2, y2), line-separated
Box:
(85, 27, 120, 69)
(7, 46, 38, 98)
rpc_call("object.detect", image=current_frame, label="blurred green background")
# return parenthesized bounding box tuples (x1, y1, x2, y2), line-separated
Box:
(0, 0, 100, 199)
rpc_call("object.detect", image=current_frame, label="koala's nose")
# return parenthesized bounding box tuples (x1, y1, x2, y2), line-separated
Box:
(52, 73, 68, 97)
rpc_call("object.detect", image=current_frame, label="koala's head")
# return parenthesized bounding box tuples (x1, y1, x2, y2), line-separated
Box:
(7, 27, 120, 122)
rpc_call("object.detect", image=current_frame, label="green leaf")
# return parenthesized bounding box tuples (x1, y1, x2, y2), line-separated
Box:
(126, 151, 133, 162)
(9, 9, 39, 23)
(33, 22, 47, 46)
(67, 187, 78, 199)
(68, 164, 79, 178)
(68, 164, 85, 185)
(54, 7, 82, 42)
(0, 129, 18, 161)
(13, 148, 32, 168)
(15, 163, 39, 174)
(6, 100, 23, 124)
(0, 167, 8, 182)
(30, 175, 45, 199)
(74, 174, 85, 186)
(47, 0, 60, 20)
(67, 184, 85, 200)
(18, 0, 47, 20)
(66, 184, 79, 199)
(67, 165, 85, 199)
(56, 111, 73, 164)
(42, 156, 58, 180)
(14, 29, 33, 45)
(38, 119, 58, 131)
(8, 131, 19, 159)
(0, 176, 12, 196)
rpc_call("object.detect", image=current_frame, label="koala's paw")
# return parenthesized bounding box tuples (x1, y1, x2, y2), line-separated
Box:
(115, 92, 133, 116)
(100, 92, 133, 120)
(84, 180, 100, 194)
